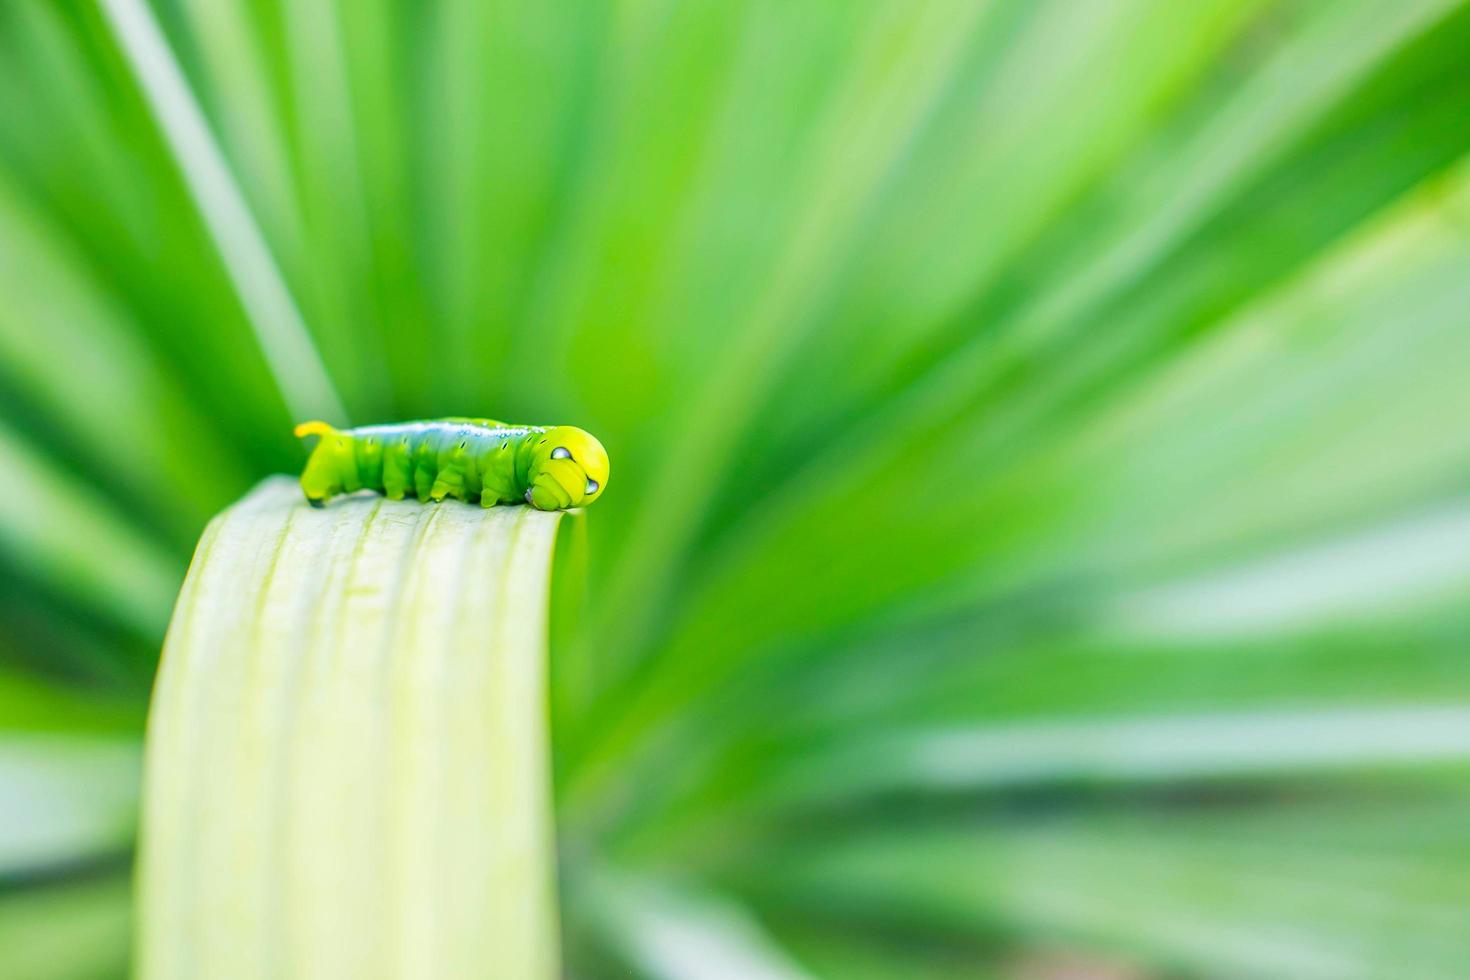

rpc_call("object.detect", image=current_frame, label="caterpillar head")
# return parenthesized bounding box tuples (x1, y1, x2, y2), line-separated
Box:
(526, 426, 610, 510)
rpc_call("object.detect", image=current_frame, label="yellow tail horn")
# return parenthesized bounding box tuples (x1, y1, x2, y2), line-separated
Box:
(294, 420, 336, 440)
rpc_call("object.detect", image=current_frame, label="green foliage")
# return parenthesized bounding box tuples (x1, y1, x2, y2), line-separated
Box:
(1, 0, 1469, 976)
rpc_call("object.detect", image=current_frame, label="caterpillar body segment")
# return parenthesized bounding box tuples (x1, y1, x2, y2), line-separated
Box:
(294, 419, 609, 511)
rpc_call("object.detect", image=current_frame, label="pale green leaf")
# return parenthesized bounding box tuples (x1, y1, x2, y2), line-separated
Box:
(137, 478, 566, 979)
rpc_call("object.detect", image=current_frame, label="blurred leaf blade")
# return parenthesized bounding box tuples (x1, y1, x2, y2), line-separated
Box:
(742, 797, 1470, 980)
(97, 0, 347, 424)
(0, 735, 139, 880)
(0, 421, 180, 638)
(0, 874, 133, 980)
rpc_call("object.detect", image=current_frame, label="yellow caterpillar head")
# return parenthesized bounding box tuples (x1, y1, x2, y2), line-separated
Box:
(526, 426, 610, 510)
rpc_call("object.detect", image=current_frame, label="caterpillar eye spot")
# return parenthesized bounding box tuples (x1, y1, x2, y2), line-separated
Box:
(585, 479, 599, 495)
(551, 447, 571, 459)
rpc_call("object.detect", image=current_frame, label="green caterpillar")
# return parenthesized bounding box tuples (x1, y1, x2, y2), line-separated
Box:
(294, 418, 609, 510)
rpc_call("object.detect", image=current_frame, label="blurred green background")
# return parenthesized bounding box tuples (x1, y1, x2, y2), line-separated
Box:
(3, 0, 1470, 976)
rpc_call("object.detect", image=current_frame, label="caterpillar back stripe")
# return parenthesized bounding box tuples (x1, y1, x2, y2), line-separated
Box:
(294, 418, 609, 511)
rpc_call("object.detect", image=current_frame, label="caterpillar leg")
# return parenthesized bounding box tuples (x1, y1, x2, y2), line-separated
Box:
(428, 463, 469, 502)
(411, 441, 438, 499)
(382, 438, 412, 500)
(299, 438, 348, 506)
(413, 466, 434, 500)
(480, 494, 500, 508)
